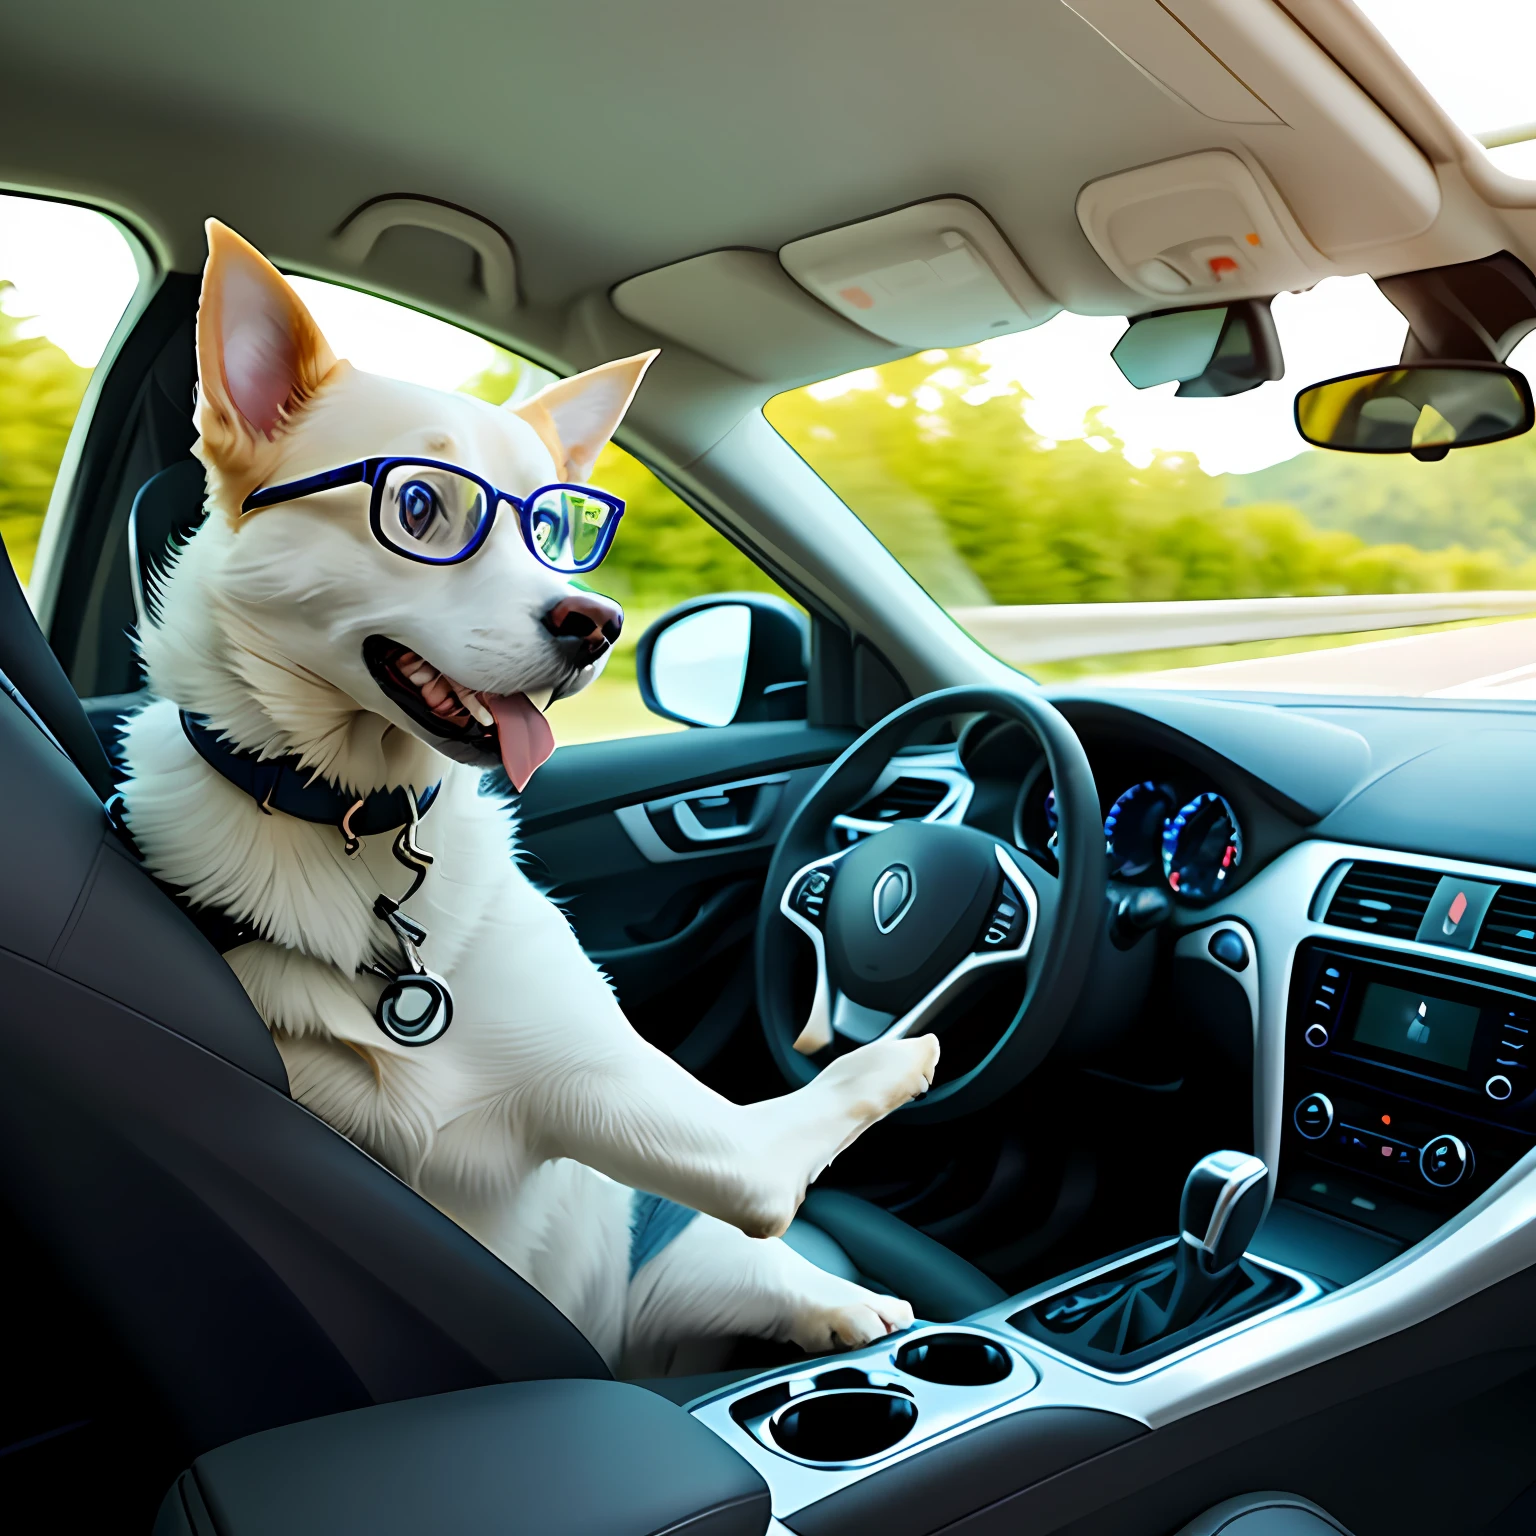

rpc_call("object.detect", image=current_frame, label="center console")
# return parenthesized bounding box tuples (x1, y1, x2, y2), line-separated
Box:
(1281, 940, 1536, 1235)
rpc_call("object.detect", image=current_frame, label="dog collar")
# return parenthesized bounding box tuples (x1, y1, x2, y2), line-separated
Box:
(180, 711, 440, 849)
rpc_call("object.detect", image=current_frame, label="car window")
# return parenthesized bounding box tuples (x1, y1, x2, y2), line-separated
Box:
(766, 275, 1536, 701)
(0, 194, 141, 583)
(292, 279, 788, 744)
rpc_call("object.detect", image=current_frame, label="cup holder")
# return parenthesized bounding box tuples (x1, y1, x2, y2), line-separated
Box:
(768, 1389, 918, 1463)
(895, 1332, 1014, 1386)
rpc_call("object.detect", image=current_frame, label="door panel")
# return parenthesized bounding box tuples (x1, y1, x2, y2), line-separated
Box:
(517, 723, 853, 1064)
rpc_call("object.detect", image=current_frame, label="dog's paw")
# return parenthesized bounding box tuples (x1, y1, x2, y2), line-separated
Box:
(820, 1034, 941, 1123)
(794, 1289, 915, 1353)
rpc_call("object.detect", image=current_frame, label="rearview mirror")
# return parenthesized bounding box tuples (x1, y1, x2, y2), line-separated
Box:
(1111, 299, 1282, 398)
(637, 594, 809, 727)
(1294, 362, 1534, 460)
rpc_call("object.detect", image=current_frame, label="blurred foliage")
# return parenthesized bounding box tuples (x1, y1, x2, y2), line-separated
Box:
(0, 283, 90, 582)
(8, 294, 1532, 619)
(456, 353, 779, 609)
(767, 349, 1536, 607)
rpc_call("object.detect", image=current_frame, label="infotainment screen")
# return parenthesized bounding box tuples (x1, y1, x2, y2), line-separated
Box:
(1351, 981, 1481, 1072)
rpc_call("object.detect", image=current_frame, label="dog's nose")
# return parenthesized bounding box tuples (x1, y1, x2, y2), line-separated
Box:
(541, 591, 624, 663)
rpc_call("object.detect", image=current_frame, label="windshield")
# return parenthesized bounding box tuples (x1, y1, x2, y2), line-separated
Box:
(766, 276, 1536, 699)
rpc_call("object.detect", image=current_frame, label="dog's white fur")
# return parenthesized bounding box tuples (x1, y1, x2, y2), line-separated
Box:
(120, 222, 940, 1375)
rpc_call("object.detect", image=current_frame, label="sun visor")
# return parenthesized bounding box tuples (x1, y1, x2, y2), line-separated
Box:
(779, 199, 1059, 349)
(1077, 150, 1334, 302)
(611, 249, 896, 384)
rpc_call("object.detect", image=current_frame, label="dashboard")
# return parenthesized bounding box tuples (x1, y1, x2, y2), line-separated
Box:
(837, 686, 1536, 1236)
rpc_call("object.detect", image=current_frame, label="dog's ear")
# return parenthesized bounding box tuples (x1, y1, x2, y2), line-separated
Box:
(511, 351, 659, 483)
(195, 219, 337, 495)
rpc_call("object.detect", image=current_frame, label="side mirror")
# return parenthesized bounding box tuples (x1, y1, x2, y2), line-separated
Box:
(1111, 299, 1282, 398)
(637, 594, 809, 727)
(1294, 362, 1534, 461)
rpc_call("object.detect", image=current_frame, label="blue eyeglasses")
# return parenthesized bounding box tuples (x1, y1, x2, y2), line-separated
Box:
(241, 458, 626, 573)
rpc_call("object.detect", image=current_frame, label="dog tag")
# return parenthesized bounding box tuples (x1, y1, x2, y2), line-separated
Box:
(376, 971, 453, 1047)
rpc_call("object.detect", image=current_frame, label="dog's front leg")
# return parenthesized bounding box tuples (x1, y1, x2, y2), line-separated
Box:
(621, 1211, 915, 1377)
(529, 1024, 939, 1241)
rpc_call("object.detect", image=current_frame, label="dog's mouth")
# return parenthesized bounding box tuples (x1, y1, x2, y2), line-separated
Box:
(362, 635, 556, 791)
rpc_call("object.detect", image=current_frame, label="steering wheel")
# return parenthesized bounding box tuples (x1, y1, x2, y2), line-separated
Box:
(756, 687, 1104, 1122)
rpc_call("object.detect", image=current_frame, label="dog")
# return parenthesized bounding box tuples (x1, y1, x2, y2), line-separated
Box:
(119, 221, 941, 1376)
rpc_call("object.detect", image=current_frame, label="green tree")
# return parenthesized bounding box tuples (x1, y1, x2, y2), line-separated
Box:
(0, 282, 90, 581)
(767, 349, 1536, 607)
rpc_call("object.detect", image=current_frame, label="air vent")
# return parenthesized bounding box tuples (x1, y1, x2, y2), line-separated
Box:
(1476, 885, 1536, 964)
(858, 776, 949, 823)
(1323, 862, 1440, 939)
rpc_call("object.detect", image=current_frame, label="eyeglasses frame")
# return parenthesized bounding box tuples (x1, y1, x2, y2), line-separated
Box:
(240, 457, 626, 572)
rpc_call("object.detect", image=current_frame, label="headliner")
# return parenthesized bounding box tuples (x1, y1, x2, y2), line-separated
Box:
(0, 0, 1285, 311)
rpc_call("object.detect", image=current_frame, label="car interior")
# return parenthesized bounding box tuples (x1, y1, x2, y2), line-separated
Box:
(8, 2, 1536, 1534)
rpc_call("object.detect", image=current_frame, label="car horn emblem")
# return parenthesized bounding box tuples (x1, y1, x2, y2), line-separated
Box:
(873, 863, 916, 934)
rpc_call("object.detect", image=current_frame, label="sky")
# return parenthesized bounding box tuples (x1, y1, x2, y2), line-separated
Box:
(1354, 0, 1536, 178)
(0, 197, 140, 366)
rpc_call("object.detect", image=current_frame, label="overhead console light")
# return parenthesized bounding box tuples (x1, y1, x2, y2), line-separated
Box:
(1077, 150, 1332, 302)
(779, 199, 1059, 349)
(611, 249, 896, 383)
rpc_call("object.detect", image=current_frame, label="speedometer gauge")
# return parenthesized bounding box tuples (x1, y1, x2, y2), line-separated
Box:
(1162, 792, 1242, 901)
(1103, 781, 1178, 879)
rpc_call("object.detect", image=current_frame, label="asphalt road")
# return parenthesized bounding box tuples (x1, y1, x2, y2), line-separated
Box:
(1109, 617, 1536, 698)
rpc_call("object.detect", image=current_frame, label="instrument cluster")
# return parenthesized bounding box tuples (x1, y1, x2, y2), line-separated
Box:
(1016, 769, 1243, 904)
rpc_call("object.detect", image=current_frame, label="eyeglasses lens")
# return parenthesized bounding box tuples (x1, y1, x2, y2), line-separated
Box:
(527, 488, 614, 570)
(379, 464, 489, 559)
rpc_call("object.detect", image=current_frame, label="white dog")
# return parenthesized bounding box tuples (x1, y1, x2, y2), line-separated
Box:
(119, 221, 940, 1376)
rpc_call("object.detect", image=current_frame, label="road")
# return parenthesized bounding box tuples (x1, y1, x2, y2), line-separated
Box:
(1106, 616, 1536, 698)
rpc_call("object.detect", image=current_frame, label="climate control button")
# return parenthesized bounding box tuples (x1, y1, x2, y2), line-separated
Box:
(1293, 1092, 1334, 1140)
(1420, 1133, 1470, 1189)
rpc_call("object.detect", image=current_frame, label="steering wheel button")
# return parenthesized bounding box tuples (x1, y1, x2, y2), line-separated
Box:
(1304, 1022, 1330, 1048)
(792, 868, 836, 925)
(1487, 1074, 1514, 1101)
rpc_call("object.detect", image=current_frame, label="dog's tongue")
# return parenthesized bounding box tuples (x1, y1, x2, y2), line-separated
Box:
(485, 691, 555, 791)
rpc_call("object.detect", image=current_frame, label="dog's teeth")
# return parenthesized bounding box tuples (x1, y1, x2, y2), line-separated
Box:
(526, 687, 554, 712)
(407, 665, 437, 687)
(451, 681, 494, 727)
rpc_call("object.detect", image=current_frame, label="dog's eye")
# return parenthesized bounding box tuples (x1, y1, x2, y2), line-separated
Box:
(397, 481, 442, 540)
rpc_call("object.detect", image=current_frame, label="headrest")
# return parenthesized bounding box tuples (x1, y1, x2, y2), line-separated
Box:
(0, 533, 117, 802)
(129, 459, 207, 628)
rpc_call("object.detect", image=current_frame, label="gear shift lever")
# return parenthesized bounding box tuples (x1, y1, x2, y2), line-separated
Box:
(1018, 1148, 1285, 1367)
(1161, 1150, 1270, 1333)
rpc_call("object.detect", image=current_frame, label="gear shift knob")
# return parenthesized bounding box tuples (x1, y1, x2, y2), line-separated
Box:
(1179, 1150, 1269, 1276)
(1162, 1150, 1269, 1334)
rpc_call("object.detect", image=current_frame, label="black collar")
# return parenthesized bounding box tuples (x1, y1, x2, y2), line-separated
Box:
(180, 711, 439, 849)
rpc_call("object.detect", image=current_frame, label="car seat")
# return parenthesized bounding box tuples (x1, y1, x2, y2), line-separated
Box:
(0, 466, 1004, 1463)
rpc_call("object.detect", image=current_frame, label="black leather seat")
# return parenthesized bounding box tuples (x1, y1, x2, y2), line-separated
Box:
(0, 529, 606, 1457)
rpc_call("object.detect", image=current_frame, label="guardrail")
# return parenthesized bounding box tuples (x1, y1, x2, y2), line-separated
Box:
(949, 591, 1536, 665)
